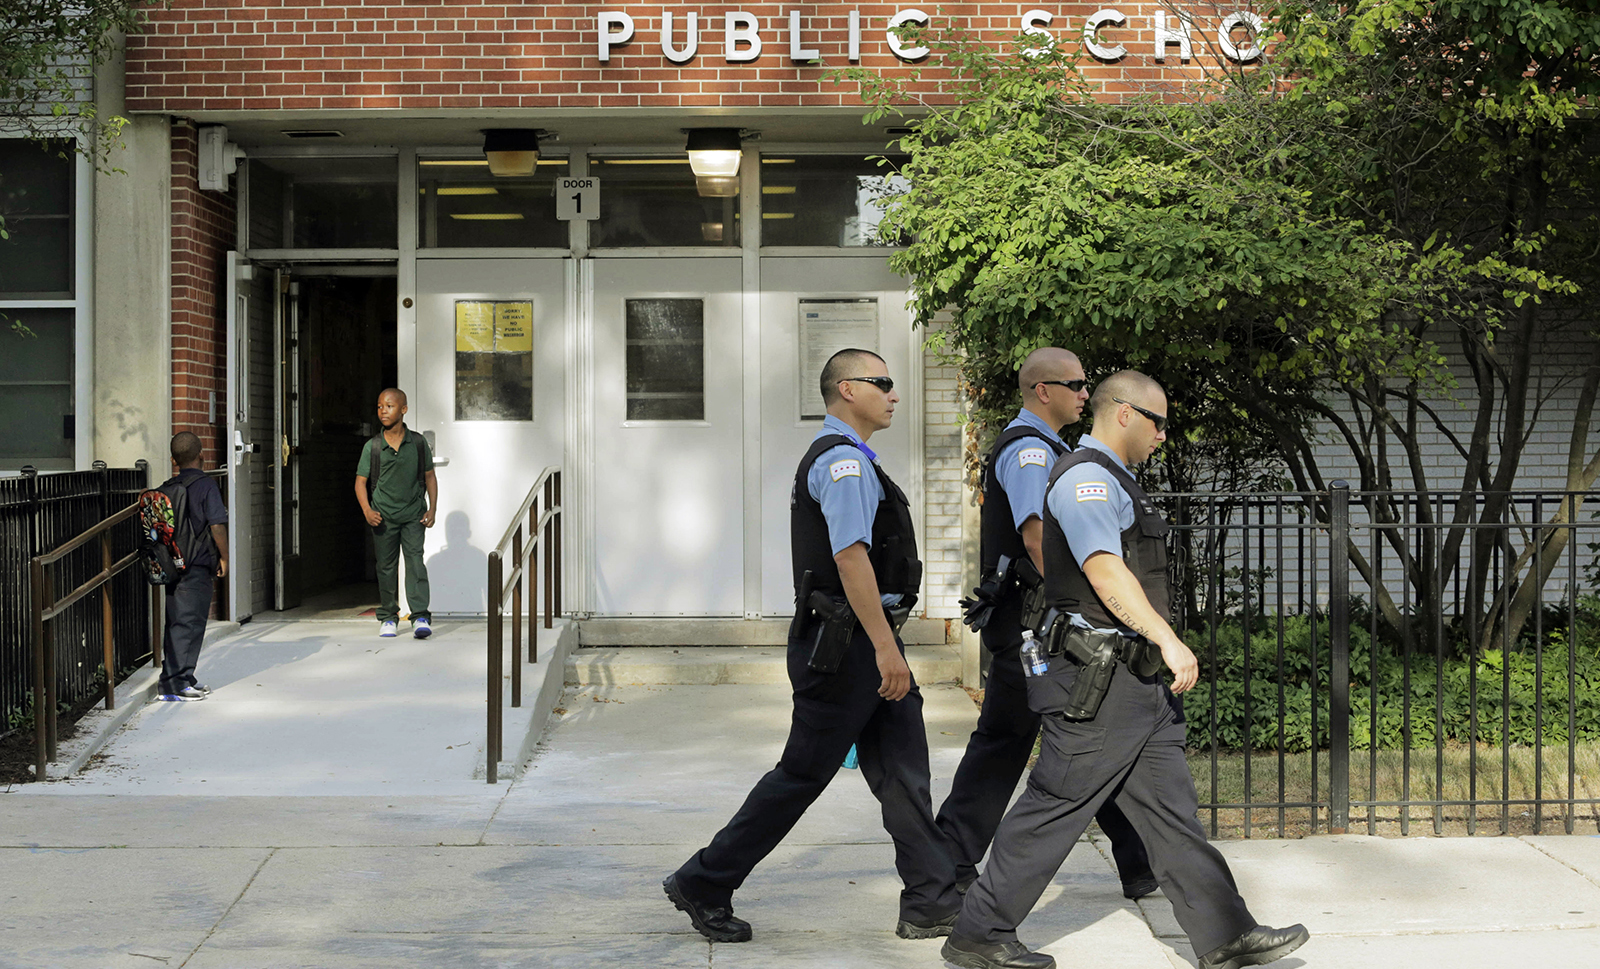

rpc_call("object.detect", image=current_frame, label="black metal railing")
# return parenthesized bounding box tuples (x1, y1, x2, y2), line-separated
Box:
(1169, 482, 1600, 838)
(1, 464, 152, 772)
(485, 469, 563, 783)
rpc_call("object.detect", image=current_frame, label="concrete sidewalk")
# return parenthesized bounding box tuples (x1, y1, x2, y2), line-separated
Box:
(2, 637, 1599, 968)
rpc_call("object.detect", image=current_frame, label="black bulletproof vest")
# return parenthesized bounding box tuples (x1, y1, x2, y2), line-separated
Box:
(791, 434, 922, 597)
(980, 422, 1068, 575)
(1042, 448, 1172, 628)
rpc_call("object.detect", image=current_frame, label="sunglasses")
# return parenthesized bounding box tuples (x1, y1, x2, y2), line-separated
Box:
(1036, 379, 1089, 393)
(1113, 396, 1168, 433)
(841, 376, 895, 393)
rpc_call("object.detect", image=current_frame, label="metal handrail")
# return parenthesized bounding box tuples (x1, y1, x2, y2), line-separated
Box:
(485, 468, 563, 783)
(30, 501, 160, 781)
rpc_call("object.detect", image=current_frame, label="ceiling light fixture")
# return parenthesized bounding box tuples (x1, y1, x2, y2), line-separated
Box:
(686, 128, 743, 197)
(481, 129, 543, 177)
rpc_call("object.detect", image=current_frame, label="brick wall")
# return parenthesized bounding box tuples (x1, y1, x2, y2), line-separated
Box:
(124, 2, 1239, 112)
(923, 342, 964, 620)
(170, 121, 237, 469)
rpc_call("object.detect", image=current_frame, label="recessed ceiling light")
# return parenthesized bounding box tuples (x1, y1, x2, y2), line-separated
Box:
(449, 213, 524, 220)
(762, 212, 794, 219)
(436, 187, 500, 196)
(762, 186, 797, 194)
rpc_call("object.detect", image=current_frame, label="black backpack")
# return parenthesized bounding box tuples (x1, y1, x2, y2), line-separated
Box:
(137, 475, 217, 586)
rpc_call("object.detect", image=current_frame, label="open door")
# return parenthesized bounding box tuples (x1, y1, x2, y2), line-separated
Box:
(273, 270, 303, 610)
(225, 252, 256, 622)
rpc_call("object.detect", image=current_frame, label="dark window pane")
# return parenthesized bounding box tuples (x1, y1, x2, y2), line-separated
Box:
(0, 308, 74, 462)
(625, 298, 704, 420)
(247, 156, 397, 249)
(591, 158, 739, 248)
(759, 155, 907, 247)
(420, 158, 569, 248)
(0, 139, 73, 295)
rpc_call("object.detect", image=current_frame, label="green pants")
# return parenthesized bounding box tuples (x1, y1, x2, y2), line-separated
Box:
(373, 519, 430, 623)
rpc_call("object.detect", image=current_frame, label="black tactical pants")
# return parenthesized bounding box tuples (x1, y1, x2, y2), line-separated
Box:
(161, 566, 214, 694)
(937, 598, 1154, 890)
(955, 660, 1256, 956)
(673, 624, 962, 922)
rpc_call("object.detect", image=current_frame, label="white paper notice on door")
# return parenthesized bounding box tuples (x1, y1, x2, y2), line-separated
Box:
(798, 298, 879, 421)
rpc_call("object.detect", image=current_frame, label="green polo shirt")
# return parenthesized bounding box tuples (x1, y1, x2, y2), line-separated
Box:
(356, 424, 434, 522)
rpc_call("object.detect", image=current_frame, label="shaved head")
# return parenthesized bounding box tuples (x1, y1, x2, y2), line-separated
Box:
(1091, 370, 1163, 416)
(379, 388, 407, 406)
(1017, 346, 1081, 394)
(820, 348, 885, 406)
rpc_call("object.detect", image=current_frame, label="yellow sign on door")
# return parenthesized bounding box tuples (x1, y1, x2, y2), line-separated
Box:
(454, 301, 495, 352)
(494, 302, 534, 352)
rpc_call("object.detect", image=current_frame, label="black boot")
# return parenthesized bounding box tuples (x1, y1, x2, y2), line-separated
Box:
(1198, 924, 1310, 969)
(940, 936, 1056, 969)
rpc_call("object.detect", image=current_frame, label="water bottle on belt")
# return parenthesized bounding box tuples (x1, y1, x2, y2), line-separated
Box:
(1019, 628, 1048, 677)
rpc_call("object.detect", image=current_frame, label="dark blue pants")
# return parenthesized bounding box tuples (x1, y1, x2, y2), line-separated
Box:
(937, 599, 1153, 890)
(955, 661, 1256, 956)
(674, 625, 962, 922)
(161, 566, 214, 693)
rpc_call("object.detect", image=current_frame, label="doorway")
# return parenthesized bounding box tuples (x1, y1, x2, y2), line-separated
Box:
(273, 268, 397, 614)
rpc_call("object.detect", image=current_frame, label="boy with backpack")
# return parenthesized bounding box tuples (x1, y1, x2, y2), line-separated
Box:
(157, 431, 229, 701)
(354, 388, 437, 639)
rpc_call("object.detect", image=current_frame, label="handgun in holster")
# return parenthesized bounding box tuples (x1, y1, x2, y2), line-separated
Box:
(1045, 617, 1121, 721)
(1013, 556, 1050, 634)
(959, 554, 1012, 632)
(806, 591, 916, 674)
(789, 570, 818, 641)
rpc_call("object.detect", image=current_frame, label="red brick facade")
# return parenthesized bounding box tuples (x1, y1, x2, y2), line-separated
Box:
(124, 2, 1242, 112)
(170, 122, 238, 470)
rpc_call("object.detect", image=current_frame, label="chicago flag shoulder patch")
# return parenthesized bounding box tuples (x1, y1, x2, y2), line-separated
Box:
(1075, 481, 1110, 502)
(829, 458, 862, 481)
(1017, 447, 1049, 469)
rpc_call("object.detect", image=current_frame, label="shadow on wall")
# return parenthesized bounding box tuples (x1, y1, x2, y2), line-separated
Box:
(428, 510, 488, 613)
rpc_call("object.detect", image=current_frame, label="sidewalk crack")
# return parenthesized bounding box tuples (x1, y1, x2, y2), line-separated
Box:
(179, 847, 278, 967)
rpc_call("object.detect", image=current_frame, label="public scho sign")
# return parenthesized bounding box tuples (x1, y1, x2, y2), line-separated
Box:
(557, 178, 600, 222)
(595, 8, 1265, 65)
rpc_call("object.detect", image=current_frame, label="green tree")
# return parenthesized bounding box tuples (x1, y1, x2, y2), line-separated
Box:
(838, 4, 1598, 643)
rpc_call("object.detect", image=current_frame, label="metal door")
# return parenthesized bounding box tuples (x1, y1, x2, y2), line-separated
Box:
(273, 270, 302, 610)
(758, 257, 919, 616)
(224, 252, 256, 621)
(590, 257, 744, 616)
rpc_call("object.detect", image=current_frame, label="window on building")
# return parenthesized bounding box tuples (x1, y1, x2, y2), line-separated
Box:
(759, 155, 908, 248)
(0, 139, 74, 297)
(591, 157, 740, 248)
(248, 155, 398, 249)
(418, 157, 570, 248)
(625, 298, 704, 420)
(0, 309, 74, 464)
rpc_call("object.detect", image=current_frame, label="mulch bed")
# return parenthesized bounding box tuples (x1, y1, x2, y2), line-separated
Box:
(0, 686, 121, 787)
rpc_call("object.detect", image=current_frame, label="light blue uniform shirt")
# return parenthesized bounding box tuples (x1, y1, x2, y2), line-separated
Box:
(992, 408, 1066, 532)
(807, 414, 900, 606)
(1045, 434, 1137, 635)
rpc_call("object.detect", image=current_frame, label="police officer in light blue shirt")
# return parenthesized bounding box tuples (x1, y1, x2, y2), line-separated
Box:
(938, 348, 1154, 902)
(947, 371, 1309, 969)
(667, 348, 962, 945)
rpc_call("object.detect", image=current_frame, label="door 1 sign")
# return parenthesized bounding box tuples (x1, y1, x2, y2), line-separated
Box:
(556, 177, 600, 220)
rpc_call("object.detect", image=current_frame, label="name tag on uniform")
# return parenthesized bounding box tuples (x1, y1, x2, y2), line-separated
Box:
(829, 459, 862, 481)
(1076, 482, 1109, 501)
(1018, 447, 1048, 469)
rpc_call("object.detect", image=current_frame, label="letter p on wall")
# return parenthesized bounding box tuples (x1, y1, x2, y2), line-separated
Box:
(598, 11, 634, 62)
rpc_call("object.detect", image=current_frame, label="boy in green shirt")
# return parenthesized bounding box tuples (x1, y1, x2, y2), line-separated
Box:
(354, 388, 438, 638)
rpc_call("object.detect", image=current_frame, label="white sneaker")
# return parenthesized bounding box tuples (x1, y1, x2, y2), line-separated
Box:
(380, 621, 398, 638)
(413, 616, 432, 639)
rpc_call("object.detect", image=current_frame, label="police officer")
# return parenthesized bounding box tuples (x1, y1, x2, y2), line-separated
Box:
(665, 348, 962, 944)
(942, 371, 1309, 969)
(939, 347, 1155, 899)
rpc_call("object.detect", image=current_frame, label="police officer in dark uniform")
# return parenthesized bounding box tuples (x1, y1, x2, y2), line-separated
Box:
(666, 347, 962, 944)
(942, 371, 1309, 969)
(941, 347, 1155, 899)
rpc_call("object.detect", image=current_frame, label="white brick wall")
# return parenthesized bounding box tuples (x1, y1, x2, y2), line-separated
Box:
(923, 344, 965, 619)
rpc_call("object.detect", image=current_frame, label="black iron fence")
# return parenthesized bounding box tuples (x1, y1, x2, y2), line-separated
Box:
(1, 465, 152, 741)
(1170, 483, 1600, 838)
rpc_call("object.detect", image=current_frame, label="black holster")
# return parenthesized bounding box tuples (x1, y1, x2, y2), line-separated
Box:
(805, 592, 914, 674)
(1047, 621, 1122, 721)
(1013, 557, 1049, 634)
